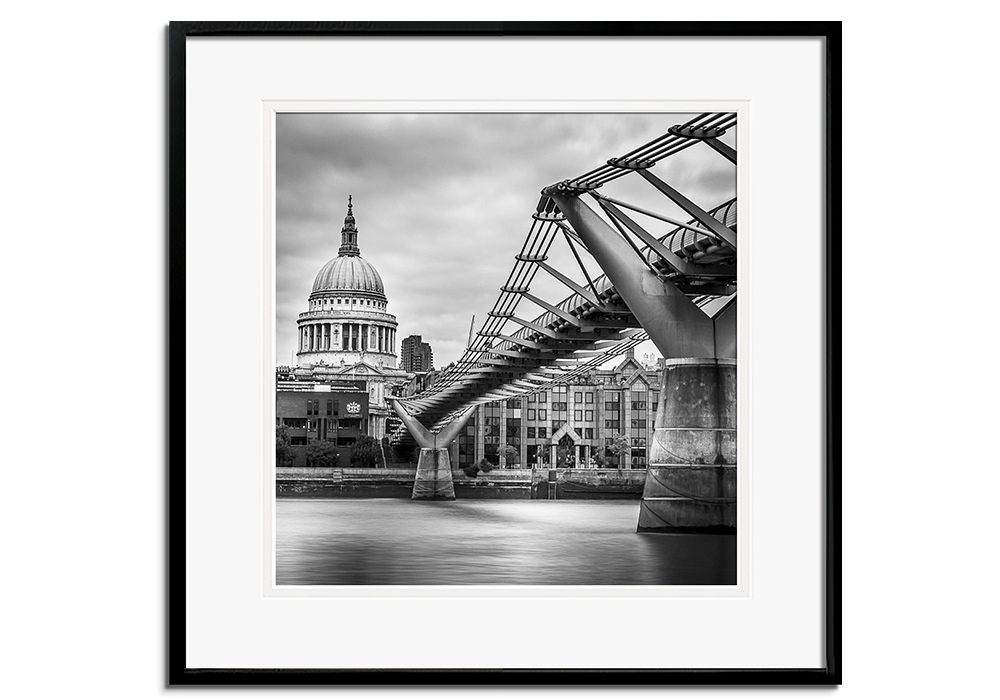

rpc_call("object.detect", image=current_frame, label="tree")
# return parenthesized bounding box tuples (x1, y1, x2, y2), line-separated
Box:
(606, 432, 631, 469)
(350, 435, 383, 468)
(305, 439, 340, 467)
(476, 458, 495, 473)
(276, 425, 294, 467)
(557, 434, 576, 467)
(501, 444, 520, 467)
(557, 444, 576, 468)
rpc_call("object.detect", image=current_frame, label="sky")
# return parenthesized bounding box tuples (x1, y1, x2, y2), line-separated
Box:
(275, 113, 735, 369)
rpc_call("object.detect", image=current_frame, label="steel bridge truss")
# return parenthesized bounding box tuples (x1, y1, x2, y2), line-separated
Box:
(390, 113, 737, 446)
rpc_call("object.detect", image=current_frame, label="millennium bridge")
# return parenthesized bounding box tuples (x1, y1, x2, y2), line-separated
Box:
(389, 113, 737, 533)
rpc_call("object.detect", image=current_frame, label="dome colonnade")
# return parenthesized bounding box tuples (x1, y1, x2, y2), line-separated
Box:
(296, 196, 399, 368)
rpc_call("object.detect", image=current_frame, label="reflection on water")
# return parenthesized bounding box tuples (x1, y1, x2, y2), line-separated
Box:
(276, 499, 735, 586)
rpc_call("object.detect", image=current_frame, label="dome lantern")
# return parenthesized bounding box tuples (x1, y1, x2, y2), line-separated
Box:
(338, 194, 360, 256)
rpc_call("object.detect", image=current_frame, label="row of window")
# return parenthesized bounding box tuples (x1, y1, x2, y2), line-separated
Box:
(281, 417, 362, 431)
(482, 416, 651, 433)
(310, 297, 386, 310)
(523, 391, 655, 404)
(489, 394, 658, 413)
(305, 399, 341, 416)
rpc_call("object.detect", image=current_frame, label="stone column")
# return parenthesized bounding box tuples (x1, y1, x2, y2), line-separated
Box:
(636, 358, 736, 533)
(623, 386, 633, 468)
(476, 407, 485, 464)
(498, 402, 508, 467)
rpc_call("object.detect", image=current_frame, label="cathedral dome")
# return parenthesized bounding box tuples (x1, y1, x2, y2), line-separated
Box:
(297, 195, 399, 370)
(309, 194, 386, 299)
(312, 255, 385, 296)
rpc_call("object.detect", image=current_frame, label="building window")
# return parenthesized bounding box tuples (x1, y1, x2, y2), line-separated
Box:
(585, 392, 594, 403)
(527, 409, 536, 420)
(605, 401, 620, 411)
(538, 409, 547, 421)
(574, 410, 583, 421)
(527, 427, 536, 438)
(326, 400, 333, 416)
(527, 394, 535, 403)
(585, 428, 594, 439)
(585, 410, 593, 421)
(538, 427, 547, 439)
(574, 392, 583, 402)
(605, 420, 620, 430)
(632, 401, 647, 411)
(552, 401, 567, 411)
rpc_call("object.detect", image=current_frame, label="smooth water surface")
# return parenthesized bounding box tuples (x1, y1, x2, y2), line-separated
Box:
(277, 499, 735, 586)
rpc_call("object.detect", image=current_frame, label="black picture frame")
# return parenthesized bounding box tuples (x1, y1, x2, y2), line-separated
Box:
(168, 20, 841, 686)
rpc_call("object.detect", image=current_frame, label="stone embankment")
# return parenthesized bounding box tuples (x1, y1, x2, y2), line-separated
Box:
(276, 467, 646, 499)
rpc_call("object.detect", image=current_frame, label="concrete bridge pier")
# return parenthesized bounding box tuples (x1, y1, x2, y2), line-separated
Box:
(638, 358, 736, 532)
(389, 399, 475, 500)
(548, 191, 737, 533)
(411, 447, 456, 500)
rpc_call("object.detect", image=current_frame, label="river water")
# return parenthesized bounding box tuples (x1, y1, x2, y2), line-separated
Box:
(276, 499, 735, 586)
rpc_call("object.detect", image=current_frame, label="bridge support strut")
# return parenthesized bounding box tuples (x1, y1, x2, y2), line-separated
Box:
(390, 400, 476, 501)
(550, 193, 736, 533)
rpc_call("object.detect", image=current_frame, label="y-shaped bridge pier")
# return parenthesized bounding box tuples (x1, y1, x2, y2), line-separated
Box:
(389, 399, 475, 500)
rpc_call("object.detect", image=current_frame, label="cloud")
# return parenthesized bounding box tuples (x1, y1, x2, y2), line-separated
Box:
(276, 112, 735, 368)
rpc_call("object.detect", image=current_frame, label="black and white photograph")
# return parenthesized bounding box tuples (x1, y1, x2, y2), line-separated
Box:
(273, 111, 739, 586)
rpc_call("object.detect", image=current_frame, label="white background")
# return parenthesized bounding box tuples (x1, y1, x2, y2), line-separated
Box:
(2, 2, 997, 698)
(187, 37, 811, 668)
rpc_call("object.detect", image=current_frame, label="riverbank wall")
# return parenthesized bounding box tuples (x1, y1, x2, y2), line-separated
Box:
(276, 467, 645, 499)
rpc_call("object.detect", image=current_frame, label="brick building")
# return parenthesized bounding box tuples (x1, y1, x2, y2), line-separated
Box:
(276, 382, 370, 466)
(452, 351, 663, 470)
